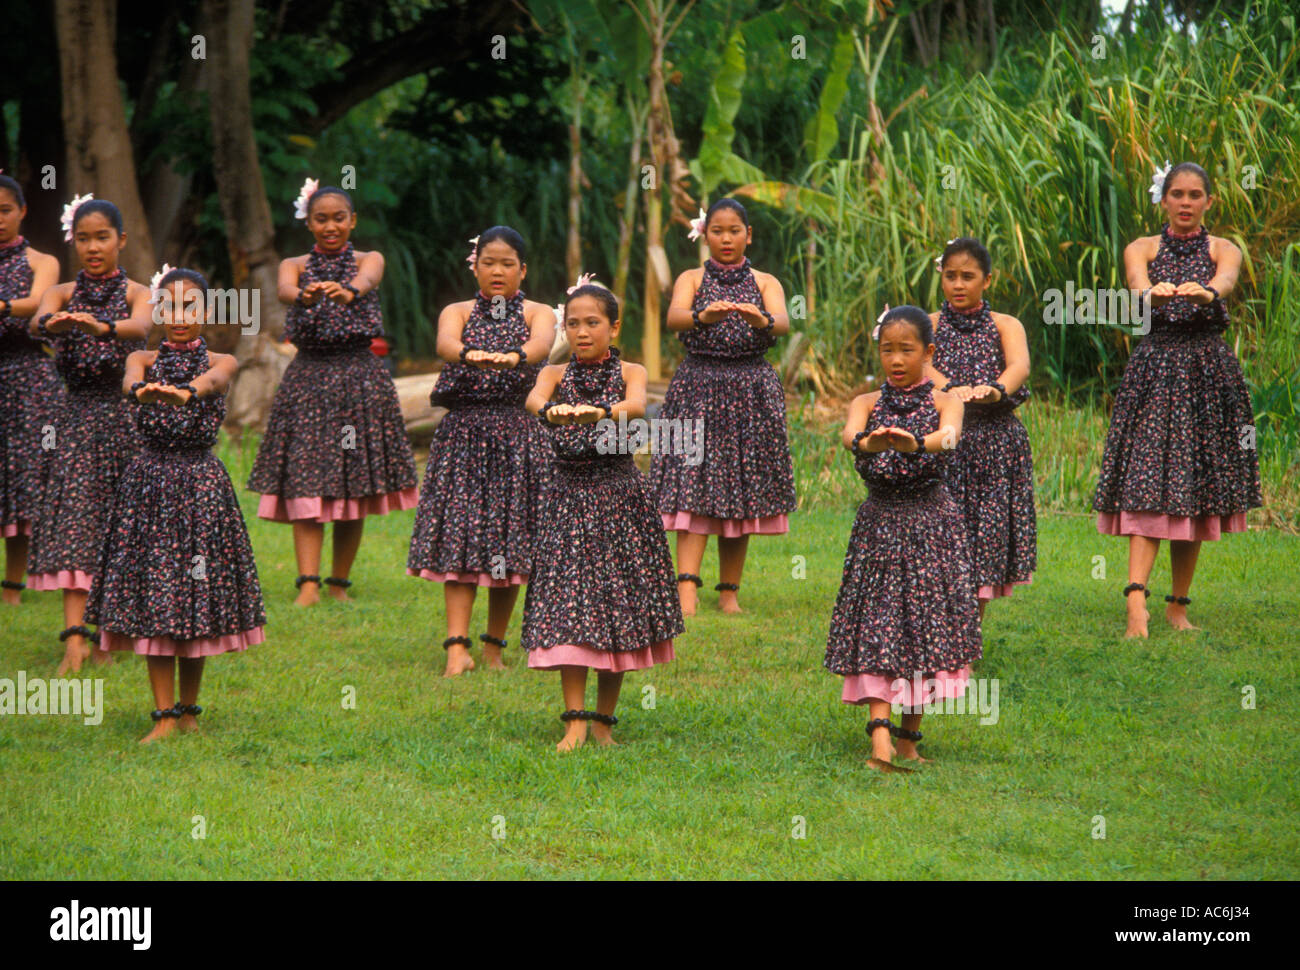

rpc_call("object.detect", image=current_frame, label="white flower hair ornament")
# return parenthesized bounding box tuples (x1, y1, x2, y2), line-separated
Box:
(1149, 159, 1172, 205)
(466, 235, 480, 274)
(292, 178, 320, 220)
(933, 238, 957, 272)
(567, 272, 597, 295)
(147, 263, 176, 304)
(687, 208, 707, 242)
(61, 192, 95, 242)
(872, 303, 891, 341)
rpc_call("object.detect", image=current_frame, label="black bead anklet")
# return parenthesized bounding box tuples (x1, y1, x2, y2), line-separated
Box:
(295, 574, 321, 589)
(1164, 594, 1191, 605)
(715, 582, 739, 592)
(480, 634, 507, 649)
(866, 718, 894, 735)
(150, 706, 183, 722)
(677, 573, 703, 587)
(442, 635, 472, 651)
(559, 709, 617, 726)
(1122, 582, 1150, 598)
(175, 704, 203, 717)
(58, 625, 96, 642)
(1, 580, 25, 591)
(323, 576, 352, 588)
(890, 724, 923, 742)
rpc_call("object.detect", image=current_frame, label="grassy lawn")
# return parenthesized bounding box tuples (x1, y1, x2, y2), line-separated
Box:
(2, 483, 1297, 879)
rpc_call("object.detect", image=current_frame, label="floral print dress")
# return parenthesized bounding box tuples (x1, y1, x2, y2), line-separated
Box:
(86, 339, 266, 656)
(1093, 225, 1261, 539)
(0, 237, 64, 541)
(248, 242, 417, 522)
(27, 269, 142, 591)
(825, 381, 982, 707)
(523, 348, 683, 670)
(932, 300, 1037, 600)
(650, 257, 796, 536)
(407, 290, 552, 585)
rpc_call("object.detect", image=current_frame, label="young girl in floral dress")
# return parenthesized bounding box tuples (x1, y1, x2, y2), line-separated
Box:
(407, 226, 554, 676)
(1093, 162, 1260, 638)
(86, 268, 265, 743)
(28, 197, 151, 674)
(248, 181, 417, 606)
(827, 306, 980, 773)
(524, 283, 683, 751)
(651, 198, 796, 617)
(0, 174, 62, 605)
(925, 237, 1036, 620)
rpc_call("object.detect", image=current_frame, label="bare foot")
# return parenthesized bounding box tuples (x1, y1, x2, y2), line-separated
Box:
(895, 740, 930, 763)
(482, 642, 507, 671)
(443, 643, 475, 677)
(556, 723, 588, 751)
(718, 589, 743, 614)
(294, 582, 320, 607)
(590, 723, 620, 747)
(1124, 596, 1149, 639)
(867, 757, 914, 774)
(678, 581, 697, 617)
(139, 718, 178, 744)
(90, 647, 113, 667)
(1165, 603, 1200, 631)
(176, 713, 202, 734)
(56, 638, 90, 676)
(326, 583, 351, 603)
(1, 588, 20, 607)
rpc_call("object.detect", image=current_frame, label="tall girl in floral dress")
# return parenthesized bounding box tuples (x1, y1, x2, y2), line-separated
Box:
(650, 198, 796, 617)
(407, 226, 555, 676)
(1093, 162, 1260, 638)
(0, 174, 62, 605)
(827, 306, 980, 773)
(523, 283, 683, 751)
(925, 237, 1036, 620)
(28, 197, 151, 674)
(248, 181, 417, 606)
(86, 268, 265, 743)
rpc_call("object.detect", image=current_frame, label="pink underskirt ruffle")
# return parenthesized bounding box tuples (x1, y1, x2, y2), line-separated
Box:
(841, 667, 971, 707)
(661, 511, 789, 537)
(97, 627, 265, 658)
(527, 639, 676, 671)
(2, 520, 31, 539)
(978, 573, 1034, 602)
(257, 487, 418, 523)
(1096, 510, 1248, 542)
(27, 570, 94, 592)
(405, 568, 527, 587)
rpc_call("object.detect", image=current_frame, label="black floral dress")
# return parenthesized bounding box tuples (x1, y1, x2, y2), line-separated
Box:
(1093, 225, 1261, 539)
(650, 257, 796, 535)
(247, 243, 417, 521)
(86, 339, 265, 656)
(825, 381, 982, 707)
(407, 290, 552, 585)
(523, 348, 683, 670)
(932, 300, 1036, 599)
(0, 238, 64, 541)
(28, 269, 142, 591)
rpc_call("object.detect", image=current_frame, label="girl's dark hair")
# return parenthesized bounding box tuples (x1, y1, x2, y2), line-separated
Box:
(704, 197, 749, 228)
(564, 283, 618, 324)
(157, 267, 211, 297)
(878, 304, 933, 347)
(476, 225, 526, 263)
(1161, 161, 1212, 198)
(307, 185, 354, 215)
(73, 199, 124, 234)
(0, 175, 25, 208)
(938, 236, 991, 276)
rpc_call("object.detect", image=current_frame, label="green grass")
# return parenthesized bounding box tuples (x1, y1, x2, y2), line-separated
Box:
(2, 475, 1297, 879)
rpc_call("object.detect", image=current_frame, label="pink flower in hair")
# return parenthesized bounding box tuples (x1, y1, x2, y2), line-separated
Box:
(567, 272, 596, 295)
(293, 178, 319, 220)
(687, 208, 707, 242)
(148, 263, 176, 304)
(466, 236, 480, 273)
(61, 193, 94, 242)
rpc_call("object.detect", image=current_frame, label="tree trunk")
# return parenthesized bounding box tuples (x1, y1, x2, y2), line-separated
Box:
(201, 0, 289, 431)
(53, 0, 157, 282)
(565, 74, 585, 284)
(613, 109, 645, 315)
